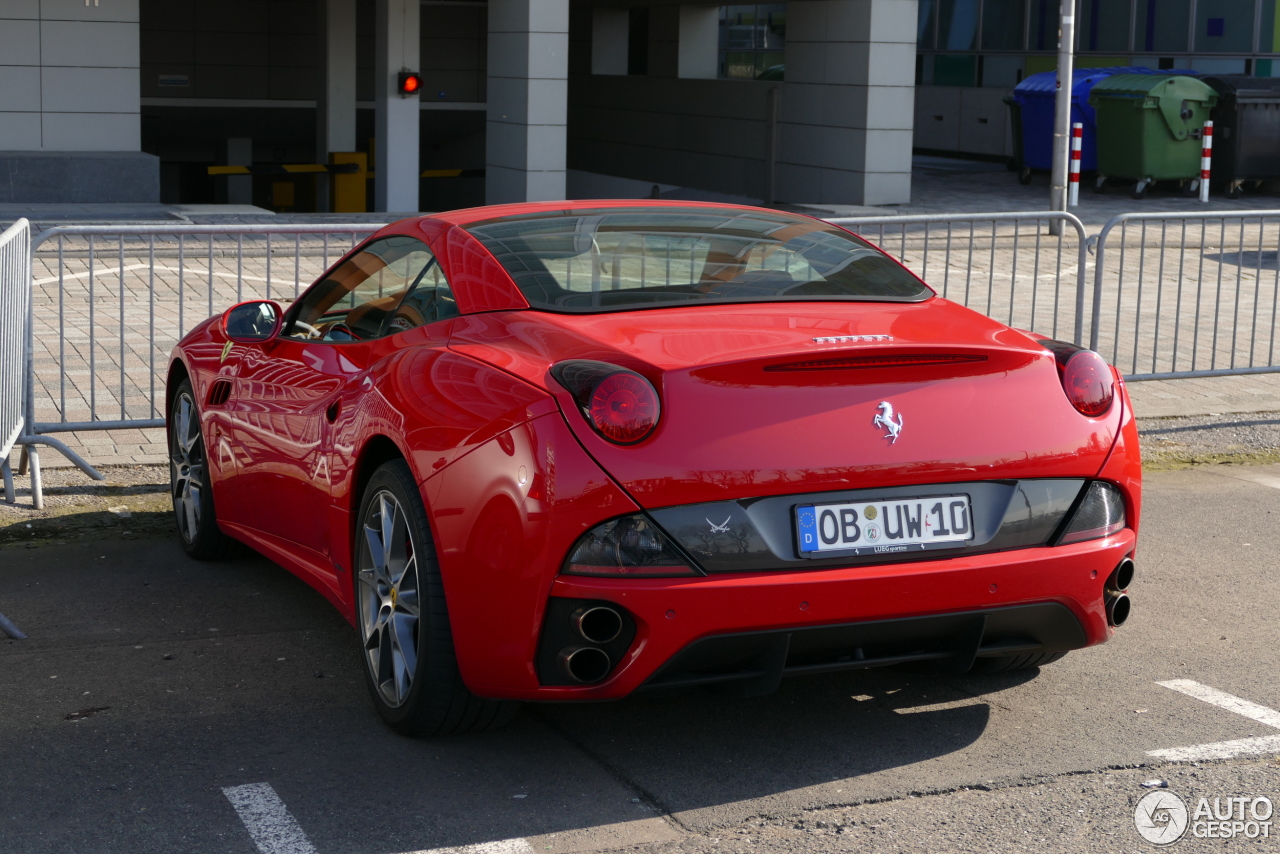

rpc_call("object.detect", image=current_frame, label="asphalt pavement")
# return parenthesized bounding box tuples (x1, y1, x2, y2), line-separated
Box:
(3, 463, 1280, 853)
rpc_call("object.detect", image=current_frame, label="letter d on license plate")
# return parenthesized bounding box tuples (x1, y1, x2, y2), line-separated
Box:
(796, 495, 972, 557)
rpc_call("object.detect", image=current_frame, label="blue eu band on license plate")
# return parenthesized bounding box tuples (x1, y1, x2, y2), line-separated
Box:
(796, 495, 972, 557)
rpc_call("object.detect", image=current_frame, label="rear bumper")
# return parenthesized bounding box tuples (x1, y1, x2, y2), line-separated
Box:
(473, 528, 1135, 701)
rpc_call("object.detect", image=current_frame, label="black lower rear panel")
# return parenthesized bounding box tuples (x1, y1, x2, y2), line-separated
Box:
(638, 602, 1086, 696)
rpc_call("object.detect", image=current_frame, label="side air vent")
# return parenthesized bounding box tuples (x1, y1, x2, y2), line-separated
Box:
(207, 379, 233, 406)
(763, 354, 987, 372)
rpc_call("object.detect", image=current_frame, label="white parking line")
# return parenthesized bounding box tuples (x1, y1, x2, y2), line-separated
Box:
(223, 781, 534, 854)
(1241, 473, 1280, 491)
(223, 783, 319, 854)
(402, 840, 534, 854)
(1147, 679, 1280, 762)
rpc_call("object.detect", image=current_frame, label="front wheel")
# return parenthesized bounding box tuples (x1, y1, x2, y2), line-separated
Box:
(169, 379, 239, 560)
(355, 460, 519, 736)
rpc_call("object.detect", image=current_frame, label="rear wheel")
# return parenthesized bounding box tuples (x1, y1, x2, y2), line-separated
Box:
(1017, 167, 1033, 185)
(355, 460, 519, 736)
(169, 380, 239, 560)
(969, 651, 1067, 674)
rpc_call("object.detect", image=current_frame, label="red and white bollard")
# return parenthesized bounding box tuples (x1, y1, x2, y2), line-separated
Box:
(1068, 122, 1082, 207)
(1199, 120, 1213, 203)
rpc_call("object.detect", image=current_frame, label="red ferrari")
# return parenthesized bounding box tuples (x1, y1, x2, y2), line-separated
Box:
(167, 201, 1140, 735)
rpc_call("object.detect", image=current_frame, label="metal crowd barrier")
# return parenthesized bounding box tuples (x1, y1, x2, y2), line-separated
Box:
(828, 211, 1090, 346)
(1, 218, 31, 503)
(8, 208, 1280, 507)
(1089, 210, 1280, 381)
(17, 223, 384, 508)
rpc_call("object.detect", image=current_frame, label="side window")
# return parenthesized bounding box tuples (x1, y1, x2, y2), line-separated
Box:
(285, 235, 458, 342)
(386, 256, 459, 334)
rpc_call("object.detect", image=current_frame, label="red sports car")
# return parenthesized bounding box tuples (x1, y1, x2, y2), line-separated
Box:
(167, 201, 1140, 735)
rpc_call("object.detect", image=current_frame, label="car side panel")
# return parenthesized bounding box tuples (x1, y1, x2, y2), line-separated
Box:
(323, 338, 557, 619)
(374, 345, 557, 481)
(426, 412, 642, 694)
(1095, 375, 1143, 542)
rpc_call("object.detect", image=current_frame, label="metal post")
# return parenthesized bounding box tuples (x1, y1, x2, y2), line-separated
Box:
(27, 444, 42, 511)
(1049, 0, 1076, 233)
(1068, 122, 1082, 207)
(1, 458, 13, 504)
(0, 611, 26, 640)
(1199, 121, 1213, 203)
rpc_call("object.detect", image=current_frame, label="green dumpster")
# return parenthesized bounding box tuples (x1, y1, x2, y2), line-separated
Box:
(1088, 74, 1218, 199)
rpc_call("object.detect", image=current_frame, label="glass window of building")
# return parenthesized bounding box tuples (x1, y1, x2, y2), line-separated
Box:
(1028, 0, 1056, 52)
(718, 4, 786, 80)
(1133, 0, 1191, 52)
(1078, 0, 1130, 52)
(938, 0, 978, 50)
(981, 0, 1025, 50)
(1263, 0, 1280, 54)
(1194, 0, 1255, 53)
(918, 0, 937, 49)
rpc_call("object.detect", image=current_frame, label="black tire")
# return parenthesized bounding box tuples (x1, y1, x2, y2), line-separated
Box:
(1131, 184, 1147, 200)
(354, 459, 519, 736)
(1017, 167, 1033, 185)
(1093, 177, 1108, 194)
(1181, 179, 1200, 197)
(169, 379, 240, 560)
(1225, 184, 1242, 200)
(969, 651, 1067, 674)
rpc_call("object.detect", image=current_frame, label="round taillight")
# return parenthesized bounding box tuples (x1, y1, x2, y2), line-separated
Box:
(588, 372, 660, 444)
(1061, 350, 1114, 417)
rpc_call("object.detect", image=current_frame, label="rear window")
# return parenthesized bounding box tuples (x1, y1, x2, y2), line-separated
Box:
(464, 207, 931, 312)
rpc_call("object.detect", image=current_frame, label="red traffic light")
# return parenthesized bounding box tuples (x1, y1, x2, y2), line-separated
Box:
(397, 71, 422, 95)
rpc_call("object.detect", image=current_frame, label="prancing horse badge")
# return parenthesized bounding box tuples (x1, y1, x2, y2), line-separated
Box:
(873, 401, 904, 443)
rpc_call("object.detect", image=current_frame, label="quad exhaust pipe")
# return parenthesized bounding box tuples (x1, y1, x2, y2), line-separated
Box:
(1105, 592, 1131, 627)
(571, 605, 623, 644)
(558, 645, 612, 683)
(560, 606, 623, 681)
(542, 600, 631, 685)
(1105, 557, 1135, 627)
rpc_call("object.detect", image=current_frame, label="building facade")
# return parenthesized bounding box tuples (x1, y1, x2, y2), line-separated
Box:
(1, 0, 1276, 210)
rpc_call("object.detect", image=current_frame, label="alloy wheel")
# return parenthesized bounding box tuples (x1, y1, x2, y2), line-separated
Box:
(170, 391, 205, 544)
(357, 490, 421, 708)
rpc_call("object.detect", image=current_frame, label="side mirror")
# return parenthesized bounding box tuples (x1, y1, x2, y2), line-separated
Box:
(223, 300, 283, 343)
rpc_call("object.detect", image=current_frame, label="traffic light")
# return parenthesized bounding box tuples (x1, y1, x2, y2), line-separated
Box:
(397, 71, 422, 96)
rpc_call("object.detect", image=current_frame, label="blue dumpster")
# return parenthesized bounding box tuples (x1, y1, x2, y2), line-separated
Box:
(1010, 67, 1195, 179)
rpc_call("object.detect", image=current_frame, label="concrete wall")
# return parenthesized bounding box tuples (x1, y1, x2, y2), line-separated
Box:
(0, 0, 142, 151)
(913, 85, 1013, 157)
(776, 0, 917, 206)
(486, 0, 569, 203)
(140, 0, 316, 100)
(142, 0, 486, 105)
(567, 0, 777, 202)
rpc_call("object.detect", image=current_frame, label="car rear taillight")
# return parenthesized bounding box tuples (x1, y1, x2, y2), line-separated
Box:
(1037, 339, 1115, 417)
(1059, 481, 1126, 544)
(552, 360, 661, 444)
(562, 514, 700, 577)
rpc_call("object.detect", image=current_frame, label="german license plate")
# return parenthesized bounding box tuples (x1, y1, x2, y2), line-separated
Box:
(796, 495, 972, 557)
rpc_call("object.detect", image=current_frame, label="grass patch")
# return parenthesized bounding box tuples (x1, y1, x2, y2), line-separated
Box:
(1142, 448, 1280, 472)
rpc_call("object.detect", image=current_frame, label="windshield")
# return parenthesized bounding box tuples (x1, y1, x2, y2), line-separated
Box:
(464, 207, 931, 312)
